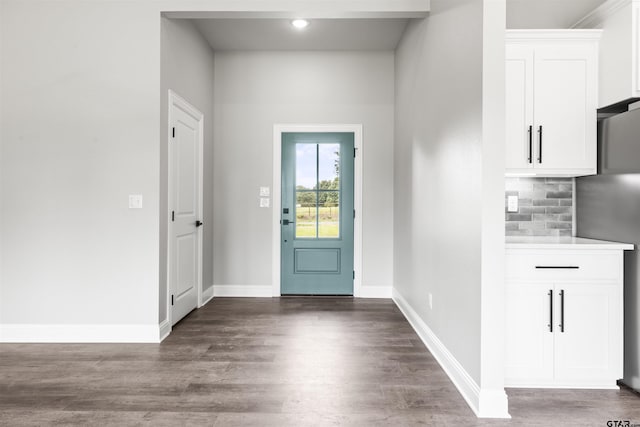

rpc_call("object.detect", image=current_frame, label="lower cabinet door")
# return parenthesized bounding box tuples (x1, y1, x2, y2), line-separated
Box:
(553, 283, 622, 387)
(506, 283, 554, 385)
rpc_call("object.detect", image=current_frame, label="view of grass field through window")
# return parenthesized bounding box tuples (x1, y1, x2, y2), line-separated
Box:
(295, 143, 340, 239)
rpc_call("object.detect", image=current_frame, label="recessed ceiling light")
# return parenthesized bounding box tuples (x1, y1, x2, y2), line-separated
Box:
(291, 19, 309, 30)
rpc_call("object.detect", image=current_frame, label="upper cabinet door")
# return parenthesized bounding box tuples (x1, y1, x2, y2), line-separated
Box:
(505, 30, 601, 177)
(533, 43, 598, 172)
(506, 44, 535, 170)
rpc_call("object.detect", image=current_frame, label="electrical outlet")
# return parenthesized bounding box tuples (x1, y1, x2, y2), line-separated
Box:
(260, 186, 270, 197)
(128, 194, 143, 209)
(507, 195, 519, 213)
(260, 197, 270, 208)
(429, 293, 433, 310)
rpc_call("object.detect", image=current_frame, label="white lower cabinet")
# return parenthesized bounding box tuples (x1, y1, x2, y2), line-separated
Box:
(554, 283, 621, 385)
(505, 250, 624, 388)
(506, 283, 555, 384)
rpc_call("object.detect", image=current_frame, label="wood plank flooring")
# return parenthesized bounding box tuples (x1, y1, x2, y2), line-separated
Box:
(1, 297, 639, 426)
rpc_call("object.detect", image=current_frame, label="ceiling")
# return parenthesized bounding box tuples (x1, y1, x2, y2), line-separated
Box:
(192, 19, 410, 51)
(506, 0, 607, 29)
(190, 0, 608, 51)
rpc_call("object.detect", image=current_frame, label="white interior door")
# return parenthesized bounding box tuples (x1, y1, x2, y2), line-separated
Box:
(169, 92, 203, 326)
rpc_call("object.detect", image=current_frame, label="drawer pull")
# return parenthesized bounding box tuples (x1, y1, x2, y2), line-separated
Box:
(535, 266, 580, 269)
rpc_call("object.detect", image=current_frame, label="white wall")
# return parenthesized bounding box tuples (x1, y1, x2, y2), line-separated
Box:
(160, 17, 215, 324)
(394, 2, 483, 383)
(393, 0, 507, 417)
(0, 1, 160, 336)
(213, 51, 394, 293)
(0, 0, 427, 342)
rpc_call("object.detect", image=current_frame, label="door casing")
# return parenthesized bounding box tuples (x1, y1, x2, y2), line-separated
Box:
(272, 124, 363, 297)
(167, 90, 204, 327)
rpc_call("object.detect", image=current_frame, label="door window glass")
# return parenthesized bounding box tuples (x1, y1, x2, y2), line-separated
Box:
(295, 190, 317, 238)
(295, 142, 341, 239)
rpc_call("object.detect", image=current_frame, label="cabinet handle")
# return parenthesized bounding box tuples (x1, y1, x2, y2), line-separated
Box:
(548, 289, 553, 333)
(559, 289, 565, 333)
(537, 126, 543, 163)
(528, 125, 533, 164)
(535, 266, 580, 269)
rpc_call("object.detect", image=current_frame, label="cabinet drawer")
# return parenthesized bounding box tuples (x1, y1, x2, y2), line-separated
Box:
(506, 251, 621, 281)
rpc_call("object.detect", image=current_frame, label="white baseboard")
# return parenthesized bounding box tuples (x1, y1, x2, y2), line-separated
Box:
(159, 318, 172, 342)
(356, 286, 392, 298)
(0, 324, 161, 343)
(392, 288, 510, 419)
(200, 285, 214, 306)
(213, 284, 272, 297)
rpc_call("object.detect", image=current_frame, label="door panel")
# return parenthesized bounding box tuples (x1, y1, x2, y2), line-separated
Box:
(281, 133, 354, 295)
(506, 45, 535, 170)
(169, 102, 202, 325)
(176, 234, 196, 295)
(505, 283, 554, 385)
(177, 123, 197, 215)
(295, 248, 341, 273)
(554, 283, 621, 384)
(534, 44, 597, 170)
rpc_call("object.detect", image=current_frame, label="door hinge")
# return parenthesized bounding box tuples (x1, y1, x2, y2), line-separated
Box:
(354, 148, 357, 158)
(353, 270, 355, 279)
(353, 209, 356, 219)
(171, 211, 175, 222)
(171, 295, 174, 306)
(172, 127, 175, 138)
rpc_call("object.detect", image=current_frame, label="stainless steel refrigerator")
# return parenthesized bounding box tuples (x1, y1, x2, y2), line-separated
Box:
(576, 107, 640, 393)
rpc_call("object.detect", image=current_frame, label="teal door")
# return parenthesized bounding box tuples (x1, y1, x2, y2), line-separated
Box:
(281, 132, 354, 295)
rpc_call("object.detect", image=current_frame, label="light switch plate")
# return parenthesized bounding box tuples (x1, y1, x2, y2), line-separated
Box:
(260, 186, 270, 197)
(129, 194, 143, 209)
(507, 195, 518, 213)
(260, 197, 270, 208)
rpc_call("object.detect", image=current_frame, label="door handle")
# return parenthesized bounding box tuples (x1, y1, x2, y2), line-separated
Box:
(195, 220, 203, 227)
(537, 125, 543, 163)
(281, 219, 295, 226)
(548, 289, 553, 333)
(528, 125, 533, 164)
(559, 289, 565, 333)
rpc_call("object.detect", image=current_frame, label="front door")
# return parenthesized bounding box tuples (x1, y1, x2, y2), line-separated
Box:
(169, 94, 203, 325)
(281, 132, 354, 295)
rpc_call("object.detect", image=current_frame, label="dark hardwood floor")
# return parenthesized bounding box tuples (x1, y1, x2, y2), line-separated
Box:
(1, 298, 639, 426)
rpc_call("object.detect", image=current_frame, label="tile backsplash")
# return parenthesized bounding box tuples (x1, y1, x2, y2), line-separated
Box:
(505, 178, 574, 237)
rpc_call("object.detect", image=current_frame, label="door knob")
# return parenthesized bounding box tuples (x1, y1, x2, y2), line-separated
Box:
(281, 219, 295, 226)
(195, 220, 203, 227)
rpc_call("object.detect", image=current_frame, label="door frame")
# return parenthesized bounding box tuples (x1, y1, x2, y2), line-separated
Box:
(167, 90, 204, 326)
(272, 124, 363, 297)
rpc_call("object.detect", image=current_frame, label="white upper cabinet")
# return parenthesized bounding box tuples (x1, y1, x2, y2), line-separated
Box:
(506, 30, 601, 177)
(506, 44, 535, 171)
(574, 0, 640, 108)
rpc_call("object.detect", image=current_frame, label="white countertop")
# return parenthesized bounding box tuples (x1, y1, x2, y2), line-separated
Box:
(506, 236, 634, 250)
